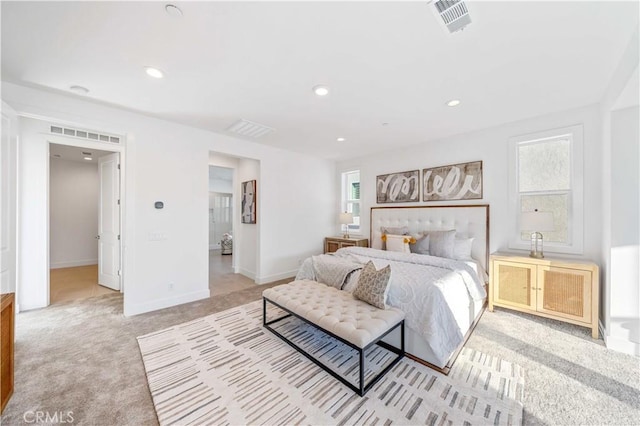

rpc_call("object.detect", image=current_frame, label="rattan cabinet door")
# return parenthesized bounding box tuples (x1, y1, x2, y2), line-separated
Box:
(537, 266, 592, 324)
(492, 260, 537, 310)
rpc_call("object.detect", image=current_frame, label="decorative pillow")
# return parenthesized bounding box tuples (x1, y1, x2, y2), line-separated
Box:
(410, 234, 430, 255)
(425, 230, 456, 258)
(384, 234, 412, 253)
(380, 226, 409, 249)
(453, 237, 475, 260)
(353, 261, 391, 309)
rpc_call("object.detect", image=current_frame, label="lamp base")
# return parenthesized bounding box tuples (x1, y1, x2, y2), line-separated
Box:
(529, 251, 544, 259)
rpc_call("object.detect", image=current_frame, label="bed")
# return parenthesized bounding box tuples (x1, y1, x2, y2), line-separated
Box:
(296, 204, 490, 373)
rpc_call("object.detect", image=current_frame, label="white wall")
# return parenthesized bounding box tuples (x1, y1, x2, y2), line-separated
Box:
(338, 104, 603, 261)
(5, 82, 335, 315)
(237, 159, 260, 279)
(49, 157, 99, 268)
(208, 174, 232, 194)
(600, 28, 639, 356)
(609, 106, 639, 353)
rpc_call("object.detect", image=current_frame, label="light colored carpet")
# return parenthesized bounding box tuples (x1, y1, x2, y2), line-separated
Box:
(138, 301, 524, 425)
(1, 287, 639, 425)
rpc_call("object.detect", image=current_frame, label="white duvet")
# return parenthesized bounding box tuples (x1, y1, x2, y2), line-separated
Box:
(296, 246, 487, 366)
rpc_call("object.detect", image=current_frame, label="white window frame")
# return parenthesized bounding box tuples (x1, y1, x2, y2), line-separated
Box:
(341, 169, 361, 235)
(508, 124, 584, 255)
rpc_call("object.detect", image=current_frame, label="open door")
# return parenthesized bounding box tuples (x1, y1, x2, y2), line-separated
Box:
(98, 153, 120, 290)
(1, 102, 18, 296)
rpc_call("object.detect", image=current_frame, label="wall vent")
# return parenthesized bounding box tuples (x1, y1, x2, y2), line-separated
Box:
(432, 0, 471, 33)
(50, 125, 121, 144)
(226, 119, 275, 138)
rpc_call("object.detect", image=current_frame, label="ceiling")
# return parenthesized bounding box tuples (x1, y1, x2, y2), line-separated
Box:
(50, 143, 114, 163)
(2, 1, 638, 160)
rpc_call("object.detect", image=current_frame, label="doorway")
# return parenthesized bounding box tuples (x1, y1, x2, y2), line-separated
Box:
(49, 143, 121, 304)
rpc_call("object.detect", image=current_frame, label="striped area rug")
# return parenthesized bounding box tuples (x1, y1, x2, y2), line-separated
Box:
(137, 301, 525, 426)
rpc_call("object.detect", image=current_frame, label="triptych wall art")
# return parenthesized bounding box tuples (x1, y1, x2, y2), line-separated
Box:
(376, 161, 483, 203)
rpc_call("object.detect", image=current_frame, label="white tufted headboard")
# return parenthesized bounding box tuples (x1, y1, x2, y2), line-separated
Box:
(370, 205, 490, 272)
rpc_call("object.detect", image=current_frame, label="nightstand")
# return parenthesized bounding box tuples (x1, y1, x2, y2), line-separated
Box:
(324, 237, 369, 254)
(489, 252, 599, 338)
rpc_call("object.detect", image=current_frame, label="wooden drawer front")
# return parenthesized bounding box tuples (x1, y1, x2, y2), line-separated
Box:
(340, 241, 356, 248)
(538, 267, 591, 323)
(493, 261, 536, 309)
(325, 240, 341, 253)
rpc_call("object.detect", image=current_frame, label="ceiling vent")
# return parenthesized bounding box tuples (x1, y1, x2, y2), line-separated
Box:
(226, 119, 275, 138)
(432, 0, 472, 33)
(50, 125, 121, 144)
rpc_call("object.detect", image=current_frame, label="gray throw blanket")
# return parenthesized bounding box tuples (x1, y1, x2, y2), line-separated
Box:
(295, 255, 362, 289)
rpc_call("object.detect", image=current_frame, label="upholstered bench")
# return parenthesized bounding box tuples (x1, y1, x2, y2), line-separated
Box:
(262, 279, 405, 396)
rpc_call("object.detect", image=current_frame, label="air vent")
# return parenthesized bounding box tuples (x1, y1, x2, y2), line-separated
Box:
(49, 125, 121, 144)
(226, 119, 275, 138)
(433, 0, 471, 33)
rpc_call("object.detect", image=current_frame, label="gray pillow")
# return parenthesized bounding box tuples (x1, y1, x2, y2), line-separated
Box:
(425, 230, 456, 258)
(353, 261, 391, 309)
(410, 234, 430, 255)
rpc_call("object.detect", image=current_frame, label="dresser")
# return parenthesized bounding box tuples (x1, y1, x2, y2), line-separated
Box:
(324, 237, 369, 254)
(1, 293, 15, 413)
(489, 253, 599, 338)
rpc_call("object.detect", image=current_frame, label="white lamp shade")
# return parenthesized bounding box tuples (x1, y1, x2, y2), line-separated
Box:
(521, 211, 554, 232)
(339, 212, 353, 225)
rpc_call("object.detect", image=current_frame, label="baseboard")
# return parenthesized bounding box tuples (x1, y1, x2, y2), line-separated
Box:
(601, 326, 640, 357)
(50, 259, 98, 269)
(256, 269, 298, 285)
(239, 268, 256, 281)
(124, 289, 211, 317)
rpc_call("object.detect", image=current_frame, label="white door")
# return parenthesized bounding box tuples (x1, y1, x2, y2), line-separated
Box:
(98, 153, 120, 290)
(211, 193, 232, 246)
(1, 102, 18, 296)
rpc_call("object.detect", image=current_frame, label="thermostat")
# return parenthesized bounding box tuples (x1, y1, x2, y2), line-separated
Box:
(154, 201, 164, 209)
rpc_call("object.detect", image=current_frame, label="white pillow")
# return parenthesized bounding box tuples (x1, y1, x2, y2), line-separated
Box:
(385, 234, 411, 253)
(453, 237, 475, 260)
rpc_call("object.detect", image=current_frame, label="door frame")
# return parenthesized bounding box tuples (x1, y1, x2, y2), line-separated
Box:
(46, 135, 126, 301)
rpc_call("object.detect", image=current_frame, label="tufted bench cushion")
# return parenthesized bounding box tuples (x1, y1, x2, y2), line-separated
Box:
(262, 279, 405, 348)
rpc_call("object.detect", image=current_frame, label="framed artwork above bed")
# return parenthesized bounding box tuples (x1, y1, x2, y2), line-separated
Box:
(423, 161, 483, 201)
(376, 170, 420, 203)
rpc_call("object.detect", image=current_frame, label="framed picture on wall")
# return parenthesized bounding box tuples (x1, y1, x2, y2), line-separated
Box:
(376, 170, 420, 203)
(423, 161, 483, 201)
(241, 180, 257, 224)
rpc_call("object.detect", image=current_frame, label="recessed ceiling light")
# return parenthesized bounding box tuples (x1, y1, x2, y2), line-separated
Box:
(165, 4, 183, 17)
(313, 85, 329, 96)
(382, 122, 389, 126)
(446, 99, 461, 107)
(69, 85, 89, 95)
(337, 137, 346, 142)
(145, 67, 164, 79)
(83, 157, 93, 161)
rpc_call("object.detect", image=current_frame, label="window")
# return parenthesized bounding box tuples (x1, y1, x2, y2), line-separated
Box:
(508, 125, 584, 254)
(341, 170, 361, 234)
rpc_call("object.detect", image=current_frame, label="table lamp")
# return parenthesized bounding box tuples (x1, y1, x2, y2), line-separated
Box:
(339, 212, 353, 239)
(520, 209, 554, 258)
